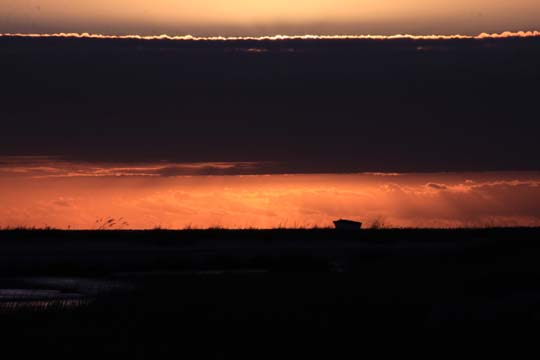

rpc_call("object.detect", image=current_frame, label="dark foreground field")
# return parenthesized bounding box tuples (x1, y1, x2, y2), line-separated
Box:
(1, 228, 539, 356)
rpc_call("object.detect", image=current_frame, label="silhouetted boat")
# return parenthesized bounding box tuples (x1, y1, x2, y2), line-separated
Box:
(333, 219, 362, 230)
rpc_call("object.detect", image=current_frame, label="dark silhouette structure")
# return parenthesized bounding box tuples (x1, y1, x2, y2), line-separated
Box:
(333, 219, 362, 230)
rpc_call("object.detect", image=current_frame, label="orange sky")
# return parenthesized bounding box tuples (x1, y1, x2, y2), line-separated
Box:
(1, 0, 539, 35)
(1, 159, 539, 229)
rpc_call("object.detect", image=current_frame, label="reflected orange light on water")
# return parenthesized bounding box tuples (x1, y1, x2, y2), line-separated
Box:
(1, 159, 539, 229)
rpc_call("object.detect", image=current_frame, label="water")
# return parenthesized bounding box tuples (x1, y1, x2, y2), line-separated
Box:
(0, 277, 131, 312)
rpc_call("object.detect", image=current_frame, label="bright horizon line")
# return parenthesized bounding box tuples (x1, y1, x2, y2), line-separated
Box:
(1, 30, 540, 41)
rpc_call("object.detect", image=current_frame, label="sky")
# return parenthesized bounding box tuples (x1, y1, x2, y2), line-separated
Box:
(1, 0, 539, 36)
(1, 2, 540, 229)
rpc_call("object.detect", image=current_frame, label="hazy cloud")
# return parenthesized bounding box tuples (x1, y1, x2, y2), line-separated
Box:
(426, 183, 448, 190)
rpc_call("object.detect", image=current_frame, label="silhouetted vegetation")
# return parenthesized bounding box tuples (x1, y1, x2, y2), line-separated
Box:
(1, 227, 540, 357)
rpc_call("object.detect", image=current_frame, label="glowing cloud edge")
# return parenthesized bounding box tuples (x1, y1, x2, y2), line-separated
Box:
(1, 30, 539, 41)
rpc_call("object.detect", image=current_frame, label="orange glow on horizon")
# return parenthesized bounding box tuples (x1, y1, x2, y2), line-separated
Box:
(1, 159, 540, 230)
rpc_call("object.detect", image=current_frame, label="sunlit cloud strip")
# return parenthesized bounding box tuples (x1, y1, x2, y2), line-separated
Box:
(1, 30, 540, 41)
(0, 157, 267, 178)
